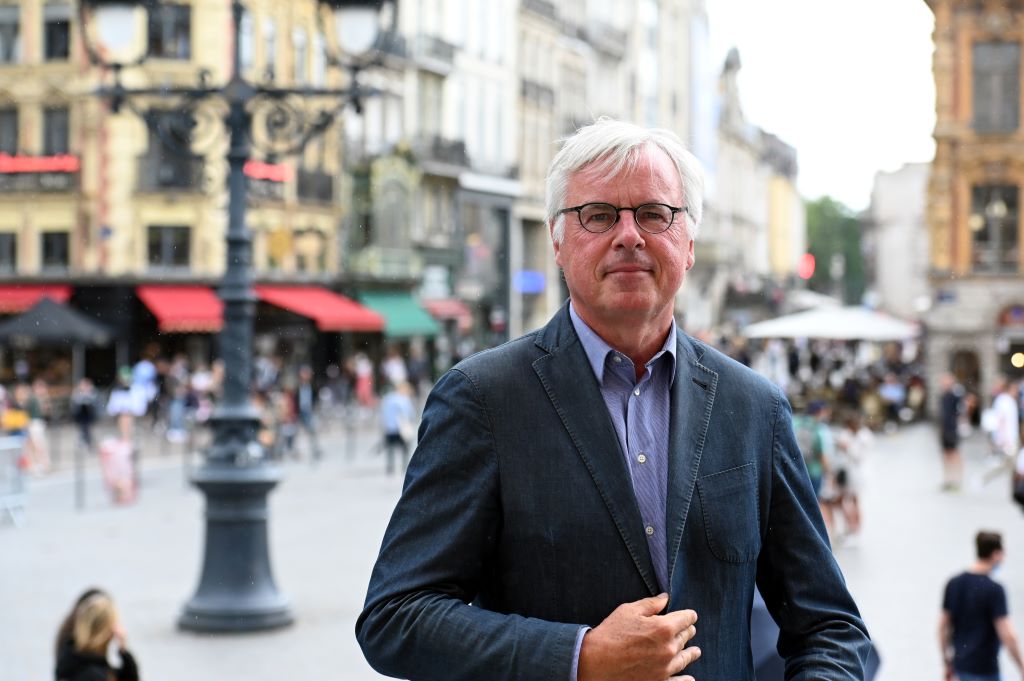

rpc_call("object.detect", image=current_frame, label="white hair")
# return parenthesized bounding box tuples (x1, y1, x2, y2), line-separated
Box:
(546, 118, 705, 244)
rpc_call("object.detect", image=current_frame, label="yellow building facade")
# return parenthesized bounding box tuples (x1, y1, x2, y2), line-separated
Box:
(0, 0, 344, 283)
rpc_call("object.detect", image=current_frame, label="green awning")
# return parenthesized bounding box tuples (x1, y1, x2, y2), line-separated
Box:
(359, 291, 440, 338)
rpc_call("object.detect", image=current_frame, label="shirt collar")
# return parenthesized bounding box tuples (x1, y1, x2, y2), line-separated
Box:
(569, 302, 677, 385)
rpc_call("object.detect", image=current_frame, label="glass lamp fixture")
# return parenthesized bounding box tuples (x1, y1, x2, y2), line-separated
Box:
(81, 0, 149, 65)
(320, 0, 386, 58)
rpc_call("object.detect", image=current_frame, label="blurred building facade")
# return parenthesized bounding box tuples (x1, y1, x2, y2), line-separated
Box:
(864, 163, 930, 321)
(0, 0, 809, 383)
(924, 0, 1024, 401)
(0, 0, 362, 383)
(685, 47, 804, 333)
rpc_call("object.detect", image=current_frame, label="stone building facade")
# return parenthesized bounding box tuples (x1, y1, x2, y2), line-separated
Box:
(924, 0, 1024, 401)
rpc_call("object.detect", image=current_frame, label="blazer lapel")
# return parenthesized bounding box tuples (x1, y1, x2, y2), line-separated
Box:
(666, 336, 718, 587)
(532, 307, 660, 595)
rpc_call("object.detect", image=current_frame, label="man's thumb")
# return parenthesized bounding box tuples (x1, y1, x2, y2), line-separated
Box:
(636, 592, 670, 615)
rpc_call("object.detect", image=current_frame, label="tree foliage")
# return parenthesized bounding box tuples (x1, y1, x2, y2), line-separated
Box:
(805, 196, 865, 304)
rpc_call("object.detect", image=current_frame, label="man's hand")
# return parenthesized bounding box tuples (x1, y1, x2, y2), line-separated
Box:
(578, 593, 701, 681)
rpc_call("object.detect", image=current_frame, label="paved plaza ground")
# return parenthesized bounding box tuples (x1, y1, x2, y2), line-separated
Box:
(2, 417, 1023, 681)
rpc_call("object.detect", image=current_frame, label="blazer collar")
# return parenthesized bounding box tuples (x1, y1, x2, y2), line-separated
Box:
(666, 334, 718, 587)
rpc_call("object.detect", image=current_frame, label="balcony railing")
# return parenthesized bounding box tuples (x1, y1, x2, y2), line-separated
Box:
(376, 31, 408, 60)
(586, 20, 627, 59)
(297, 168, 335, 204)
(412, 34, 455, 74)
(520, 78, 555, 107)
(413, 134, 470, 169)
(347, 246, 424, 281)
(523, 0, 557, 21)
(137, 155, 203, 192)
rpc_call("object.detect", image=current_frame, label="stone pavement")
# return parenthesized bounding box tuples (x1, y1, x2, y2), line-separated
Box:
(1, 418, 1023, 681)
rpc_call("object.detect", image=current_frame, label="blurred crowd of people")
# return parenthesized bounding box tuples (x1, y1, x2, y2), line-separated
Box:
(0, 342, 432, 499)
(707, 334, 1024, 543)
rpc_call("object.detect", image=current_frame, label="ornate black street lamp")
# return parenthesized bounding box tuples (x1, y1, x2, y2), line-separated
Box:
(79, 0, 397, 633)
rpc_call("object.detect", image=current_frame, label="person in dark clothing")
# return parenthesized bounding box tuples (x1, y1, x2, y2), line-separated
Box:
(54, 589, 139, 681)
(70, 378, 99, 450)
(939, 373, 964, 491)
(940, 531, 1024, 681)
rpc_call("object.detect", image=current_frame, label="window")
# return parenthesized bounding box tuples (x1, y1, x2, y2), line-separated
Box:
(263, 19, 276, 80)
(0, 108, 17, 154)
(973, 42, 1020, 133)
(419, 73, 443, 135)
(40, 231, 68, 271)
(148, 4, 191, 59)
(312, 33, 325, 86)
(147, 225, 191, 268)
(293, 27, 307, 84)
(970, 185, 1019, 274)
(43, 4, 70, 61)
(42, 107, 69, 155)
(239, 10, 254, 75)
(142, 111, 199, 190)
(0, 232, 15, 271)
(0, 6, 20, 63)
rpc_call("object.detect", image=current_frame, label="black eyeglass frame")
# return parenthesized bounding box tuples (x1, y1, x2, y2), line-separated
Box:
(555, 202, 688, 235)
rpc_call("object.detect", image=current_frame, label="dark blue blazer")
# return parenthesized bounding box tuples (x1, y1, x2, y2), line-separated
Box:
(357, 305, 871, 680)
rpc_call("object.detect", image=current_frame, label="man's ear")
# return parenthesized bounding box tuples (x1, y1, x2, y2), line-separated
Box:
(685, 238, 695, 270)
(550, 219, 563, 267)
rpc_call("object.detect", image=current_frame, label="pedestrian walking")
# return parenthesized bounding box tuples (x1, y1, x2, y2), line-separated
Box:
(939, 373, 965, 491)
(939, 530, 1024, 681)
(793, 399, 837, 538)
(25, 379, 52, 474)
(378, 381, 416, 475)
(54, 588, 140, 681)
(70, 378, 99, 451)
(295, 366, 322, 462)
(834, 411, 871, 545)
(992, 378, 1021, 460)
(1013, 447, 1024, 514)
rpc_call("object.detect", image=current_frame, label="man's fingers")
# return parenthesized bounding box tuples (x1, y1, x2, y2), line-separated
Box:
(667, 645, 701, 676)
(633, 592, 670, 616)
(675, 624, 697, 645)
(659, 607, 698, 631)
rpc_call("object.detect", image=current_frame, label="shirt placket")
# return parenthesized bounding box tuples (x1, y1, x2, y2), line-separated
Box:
(625, 364, 668, 591)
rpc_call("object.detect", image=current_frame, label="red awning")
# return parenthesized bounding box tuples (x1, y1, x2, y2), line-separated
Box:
(0, 285, 71, 313)
(422, 298, 473, 333)
(255, 285, 384, 332)
(137, 286, 224, 333)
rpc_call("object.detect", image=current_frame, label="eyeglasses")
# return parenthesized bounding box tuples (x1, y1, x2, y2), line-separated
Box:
(556, 202, 687, 235)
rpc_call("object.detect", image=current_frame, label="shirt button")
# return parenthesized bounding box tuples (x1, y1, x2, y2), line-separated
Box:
(637, 453, 647, 464)
(645, 525, 655, 536)
(633, 387, 640, 396)
(612, 355, 622, 363)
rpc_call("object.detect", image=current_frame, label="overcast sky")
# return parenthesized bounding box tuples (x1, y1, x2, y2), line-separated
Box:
(705, 0, 937, 211)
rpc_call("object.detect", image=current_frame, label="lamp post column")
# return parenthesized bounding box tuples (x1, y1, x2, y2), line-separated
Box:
(178, 0, 292, 633)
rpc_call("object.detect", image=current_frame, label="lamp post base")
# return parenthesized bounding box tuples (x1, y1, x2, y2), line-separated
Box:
(178, 463, 294, 633)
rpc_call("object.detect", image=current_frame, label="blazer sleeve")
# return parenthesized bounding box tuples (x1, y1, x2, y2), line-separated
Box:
(355, 368, 581, 681)
(755, 388, 872, 679)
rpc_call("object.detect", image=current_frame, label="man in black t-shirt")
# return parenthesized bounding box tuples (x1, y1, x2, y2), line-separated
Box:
(940, 531, 1024, 681)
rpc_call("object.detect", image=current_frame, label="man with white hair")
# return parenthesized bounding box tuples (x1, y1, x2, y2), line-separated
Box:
(357, 119, 870, 680)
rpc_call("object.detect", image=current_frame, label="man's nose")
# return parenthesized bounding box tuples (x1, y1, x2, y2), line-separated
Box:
(611, 209, 646, 249)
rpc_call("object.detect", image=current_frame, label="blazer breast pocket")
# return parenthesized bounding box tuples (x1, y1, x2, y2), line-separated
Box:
(696, 462, 761, 563)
